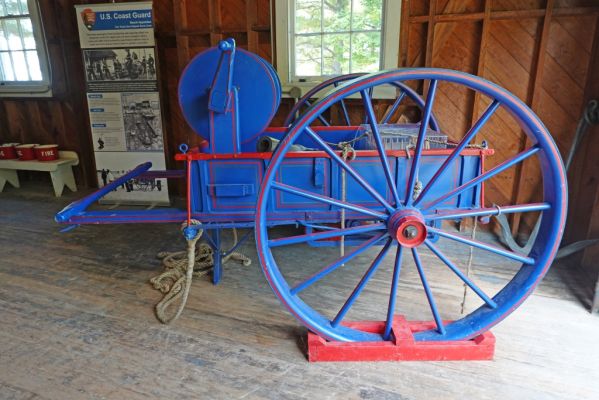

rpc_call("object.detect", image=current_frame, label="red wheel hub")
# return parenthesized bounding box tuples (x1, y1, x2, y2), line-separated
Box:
(388, 210, 427, 248)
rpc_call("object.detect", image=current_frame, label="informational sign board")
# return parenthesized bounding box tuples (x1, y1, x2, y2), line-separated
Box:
(75, 1, 169, 205)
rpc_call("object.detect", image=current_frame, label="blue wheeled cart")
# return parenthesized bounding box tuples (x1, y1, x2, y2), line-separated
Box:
(57, 39, 567, 343)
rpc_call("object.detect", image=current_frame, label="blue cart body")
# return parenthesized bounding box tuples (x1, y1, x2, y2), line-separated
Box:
(188, 126, 485, 224)
(55, 39, 491, 282)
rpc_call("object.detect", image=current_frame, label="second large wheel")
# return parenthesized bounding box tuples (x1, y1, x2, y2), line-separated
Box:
(255, 68, 567, 342)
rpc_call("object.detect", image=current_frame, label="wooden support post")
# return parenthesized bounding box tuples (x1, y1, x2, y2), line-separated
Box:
(422, 0, 436, 95)
(424, 0, 436, 68)
(460, 0, 491, 233)
(564, 20, 599, 312)
(208, 0, 223, 46)
(510, 0, 554, 237)
(246, 0, 259, 53)
(399, 0, 410, 68)
(173, 0, 190, 74)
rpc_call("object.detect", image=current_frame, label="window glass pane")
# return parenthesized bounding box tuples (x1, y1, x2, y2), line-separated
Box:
(0, 2, 6, 17)
(295, 34, 321, 76)
(11, 49, 28, 79)
(295, 0, 321, 34)
(5, 0, 21, 15)
(0, 52, 15, 80)
(5, 19, 23, 50)
(20, 18, 35, 49)
(26, 50, 40, 80)
(18, 0, 29, 14)
(323, 0, 351, 33)
(350, 31, 380, 72)
(322, 33, 350, 75)
(352, 0, 383, 31)
(0, 23, 8, 50)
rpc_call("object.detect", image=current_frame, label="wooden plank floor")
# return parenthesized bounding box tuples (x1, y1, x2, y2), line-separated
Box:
(1, 182, 598, 400)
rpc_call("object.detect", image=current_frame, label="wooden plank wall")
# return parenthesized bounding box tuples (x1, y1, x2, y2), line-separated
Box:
(0, 0, 598, 238)
(0, 0, 95, 187)
(563, 23, 599, 302)
(401, 0, 599, 234)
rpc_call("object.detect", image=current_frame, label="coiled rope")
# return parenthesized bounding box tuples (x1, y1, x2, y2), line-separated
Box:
(150, 220, 251, 324)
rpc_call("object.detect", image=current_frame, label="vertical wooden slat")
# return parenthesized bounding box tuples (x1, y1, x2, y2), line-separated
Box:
(173, 0, 190, 74)
(422, 0, 437, 94)
(246, 0, 259, 53)
(565, 20, 599, 289)
(470, 0, 491, 123)
(399, 0, 411, 67)
(458, 0, 491, 232)
(510, 0, 555, 235)
(208, 0, 224, 46)
(424, 0, 436, 68)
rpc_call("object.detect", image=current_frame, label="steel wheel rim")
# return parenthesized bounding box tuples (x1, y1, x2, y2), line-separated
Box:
(283, 73, 441, 131)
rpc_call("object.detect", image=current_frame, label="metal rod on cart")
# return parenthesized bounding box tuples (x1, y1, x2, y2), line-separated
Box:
(186, 157, 192, 227)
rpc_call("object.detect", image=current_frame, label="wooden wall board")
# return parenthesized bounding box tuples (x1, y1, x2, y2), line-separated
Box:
(0, 0, 597, 241)
(563, 20, 599, 306)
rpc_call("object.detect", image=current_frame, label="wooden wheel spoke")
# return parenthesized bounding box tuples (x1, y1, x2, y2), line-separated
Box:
(339, 98, 351, 125)
(381, 91, 406, 124)
(405, 80, 438, 206)
(423, 203, 551, 221)
(425, 240, 497, 308)
(422, 146, 541, 212)
(412, 248, 446, 334)
(383, 245, 404, 340)
(268, 223, 386, 248)
(414, 99, 500, 206)
(361, 90, 402, 206)
(427, 227, 535, 265)
(272, 181, 387, 219)
(305, 127, 395, 213)
(331, 239, 393, 327)
(290, 233, 388, 295)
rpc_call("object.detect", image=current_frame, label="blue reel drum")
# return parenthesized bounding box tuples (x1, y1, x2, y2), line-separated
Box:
(178, 39, 281, 151)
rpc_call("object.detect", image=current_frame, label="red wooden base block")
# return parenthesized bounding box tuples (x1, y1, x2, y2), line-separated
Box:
(307, 316, 495, 362)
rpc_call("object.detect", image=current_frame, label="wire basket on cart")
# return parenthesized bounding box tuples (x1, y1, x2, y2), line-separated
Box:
(363, 123, 448, 150)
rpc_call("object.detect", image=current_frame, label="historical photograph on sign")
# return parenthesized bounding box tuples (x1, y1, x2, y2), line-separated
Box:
(94, 151, 169, 204)
(83, 48, 156, 82)
(121, 92, 163, 151)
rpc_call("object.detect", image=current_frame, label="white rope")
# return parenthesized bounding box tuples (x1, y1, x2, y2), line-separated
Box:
(339, 142, 356, 261)
(460, 217, 478, 314)
(150, 220, 251, 324)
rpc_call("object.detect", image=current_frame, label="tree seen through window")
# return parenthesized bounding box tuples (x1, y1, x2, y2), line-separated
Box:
(293, 0, 383, 79)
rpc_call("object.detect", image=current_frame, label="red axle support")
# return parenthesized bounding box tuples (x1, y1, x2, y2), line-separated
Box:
(307, 316, 495, 362)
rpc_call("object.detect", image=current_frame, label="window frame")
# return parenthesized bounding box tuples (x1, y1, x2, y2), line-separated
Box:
(0, 0, 52, 97)
(273, 0, 401, 98)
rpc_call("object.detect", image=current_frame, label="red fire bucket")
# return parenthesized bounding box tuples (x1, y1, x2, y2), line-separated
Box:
(0, 143, 19, 159)
(34, 144, 59, 161)
(15, 144, 38, 161)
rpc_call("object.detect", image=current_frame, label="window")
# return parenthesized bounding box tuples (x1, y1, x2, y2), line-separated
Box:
(274, 0, 400, 96)
(0, 0, 51, 96)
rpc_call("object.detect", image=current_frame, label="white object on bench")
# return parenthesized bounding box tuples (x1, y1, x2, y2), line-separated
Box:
(0, 150, 79, 197)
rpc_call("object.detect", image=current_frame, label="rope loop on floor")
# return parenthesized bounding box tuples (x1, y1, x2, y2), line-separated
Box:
(149, 220, 251, 324)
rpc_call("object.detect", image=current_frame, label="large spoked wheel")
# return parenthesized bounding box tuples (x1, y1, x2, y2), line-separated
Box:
(256, 68, 567, 342)
(283, 73, 441, 131)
